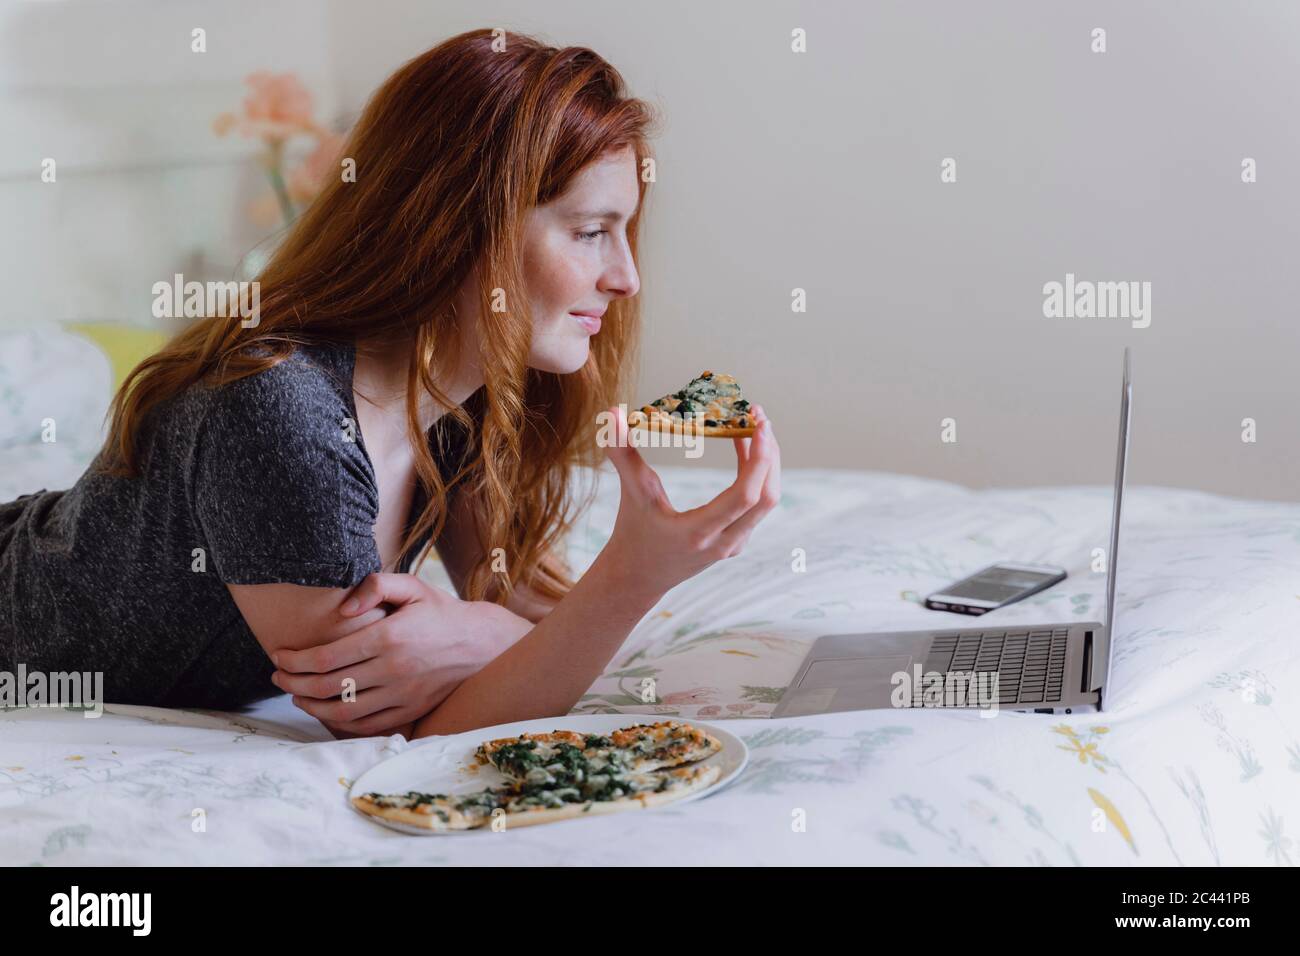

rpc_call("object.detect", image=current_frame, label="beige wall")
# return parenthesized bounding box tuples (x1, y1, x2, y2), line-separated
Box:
(3, 0, 1297, 500)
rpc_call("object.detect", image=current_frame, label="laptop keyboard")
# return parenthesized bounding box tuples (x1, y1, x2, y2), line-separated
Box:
(914, 629, 1069, 707)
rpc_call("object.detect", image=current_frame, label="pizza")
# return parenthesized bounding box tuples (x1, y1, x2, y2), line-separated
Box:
(350, 720, 725, 832)
(475, 720, 723, 781)
(628, 371, 757, 437)
(350, 763, 722, 831)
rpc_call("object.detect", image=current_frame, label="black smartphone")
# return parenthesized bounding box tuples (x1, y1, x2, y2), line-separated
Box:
(925, 563, 1067, 615)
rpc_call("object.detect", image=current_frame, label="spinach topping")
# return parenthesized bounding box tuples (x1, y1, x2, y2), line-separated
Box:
(366, 790, 449, 806)
(490, 740, 544, 778)
(655, 374, 747, 423)
(372, 728, 707, 825)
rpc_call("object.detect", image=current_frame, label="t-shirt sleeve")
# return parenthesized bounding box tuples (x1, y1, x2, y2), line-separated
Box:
(190, 361, 383, 588)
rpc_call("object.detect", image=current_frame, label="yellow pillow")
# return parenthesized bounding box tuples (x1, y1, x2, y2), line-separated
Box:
(64, 323, 171, 394)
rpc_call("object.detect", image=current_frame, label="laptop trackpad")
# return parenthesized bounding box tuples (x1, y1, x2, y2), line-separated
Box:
(784, 656, 913, 716)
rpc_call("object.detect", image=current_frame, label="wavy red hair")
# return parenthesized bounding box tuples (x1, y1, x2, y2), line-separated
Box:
(100, 27, 661, 606)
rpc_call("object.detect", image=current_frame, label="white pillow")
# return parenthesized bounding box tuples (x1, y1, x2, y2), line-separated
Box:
(0, 441, 92, 502)
(0, 328, 113, 454)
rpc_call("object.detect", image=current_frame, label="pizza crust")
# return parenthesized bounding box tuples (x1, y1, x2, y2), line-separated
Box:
(630, 408, 756, 438)
(349, 795, 484, 831)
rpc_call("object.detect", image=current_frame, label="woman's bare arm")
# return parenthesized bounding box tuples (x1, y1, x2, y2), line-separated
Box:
(411, 549, 659, 737)
(432, 486, 562, 624)
(413, 403, 778, 739)
(227, 582, 417, 739)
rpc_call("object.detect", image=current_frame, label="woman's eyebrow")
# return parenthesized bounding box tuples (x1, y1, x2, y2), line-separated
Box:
(568, 207, 630, 223)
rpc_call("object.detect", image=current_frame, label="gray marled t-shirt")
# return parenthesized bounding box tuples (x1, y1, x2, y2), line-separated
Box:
(0, 340, 472, 709)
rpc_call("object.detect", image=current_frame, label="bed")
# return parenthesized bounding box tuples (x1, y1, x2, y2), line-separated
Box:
(2, 331, 1298, 865)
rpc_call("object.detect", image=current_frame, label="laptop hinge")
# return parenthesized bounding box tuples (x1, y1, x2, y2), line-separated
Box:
(1080, 630, 1094, 694)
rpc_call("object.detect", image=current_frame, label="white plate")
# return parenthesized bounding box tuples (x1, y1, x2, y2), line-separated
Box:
(348, 714, 749, 835)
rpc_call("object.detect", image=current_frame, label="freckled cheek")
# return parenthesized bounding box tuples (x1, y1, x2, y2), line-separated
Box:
(534, 254, 593, 316)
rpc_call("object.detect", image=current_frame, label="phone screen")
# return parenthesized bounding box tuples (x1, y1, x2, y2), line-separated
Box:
(946, 567, 1058, 603)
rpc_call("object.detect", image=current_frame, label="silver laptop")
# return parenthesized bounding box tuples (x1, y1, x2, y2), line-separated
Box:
(772, 348, 1132, 718)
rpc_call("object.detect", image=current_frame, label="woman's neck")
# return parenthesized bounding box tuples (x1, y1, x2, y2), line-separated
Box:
(352, 334, 484, 434)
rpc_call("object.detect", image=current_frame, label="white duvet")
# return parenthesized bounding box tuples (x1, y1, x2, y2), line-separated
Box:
(3, 454, 1298, 866)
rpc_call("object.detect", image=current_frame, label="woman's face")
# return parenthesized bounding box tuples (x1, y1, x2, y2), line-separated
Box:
(519, 146, 642, 373)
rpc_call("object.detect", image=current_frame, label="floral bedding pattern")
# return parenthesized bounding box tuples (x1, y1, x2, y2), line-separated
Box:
(3, 455, 1298, 865)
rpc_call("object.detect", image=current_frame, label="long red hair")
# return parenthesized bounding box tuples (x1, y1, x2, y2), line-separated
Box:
(99, 28, 661, 605)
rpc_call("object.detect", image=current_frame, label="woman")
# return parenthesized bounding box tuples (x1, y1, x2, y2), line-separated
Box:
(0, 28, 780, 740)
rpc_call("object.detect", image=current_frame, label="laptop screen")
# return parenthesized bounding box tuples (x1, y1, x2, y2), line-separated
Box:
(1105, 348, 1133, 638)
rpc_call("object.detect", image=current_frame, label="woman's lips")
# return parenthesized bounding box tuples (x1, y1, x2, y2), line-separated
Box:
(570, 312, 602, 334)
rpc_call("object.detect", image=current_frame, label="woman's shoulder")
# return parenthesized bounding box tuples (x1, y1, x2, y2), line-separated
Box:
(209, 339, 350, 406)
(191, 339, 360, 455)
(185, 339, 381, 585)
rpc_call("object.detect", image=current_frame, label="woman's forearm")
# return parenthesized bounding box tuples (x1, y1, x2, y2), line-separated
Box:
(411, 553, 662, 738)
(500, 578, 561, 624)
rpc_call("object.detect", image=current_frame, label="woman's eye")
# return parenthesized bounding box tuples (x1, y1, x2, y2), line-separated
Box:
(576, 229, 606, 242)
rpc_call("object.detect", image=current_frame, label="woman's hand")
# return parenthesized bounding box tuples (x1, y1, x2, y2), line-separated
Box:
(598, 403, 780, 599)
(270, 574, 533, 737)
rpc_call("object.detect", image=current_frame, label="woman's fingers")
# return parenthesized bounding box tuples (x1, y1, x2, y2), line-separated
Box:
(320, 705, 423, 738)
(339, 571, 431, 616)
(272, 620, 384, 675)
(604, 404, 674, 509)
(290, 685, 402, 725)
(681, 407, 773, 529)
(739, 404, 767, 465)
(717, 416, 781, 551)
(291, 666, 470, 729)
(749, 405, 779, 506)
(273, 652, 391, 700)
(602, 404, 641, 477)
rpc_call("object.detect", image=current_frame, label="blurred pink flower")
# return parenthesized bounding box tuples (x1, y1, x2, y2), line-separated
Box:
(213, 71, 344, 228)
(213, 72, 320, 143)
(287, 130, 346, 204)
(245, 72, 314, 127)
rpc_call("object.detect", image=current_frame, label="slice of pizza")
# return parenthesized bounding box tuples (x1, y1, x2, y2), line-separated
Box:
(606, 720, 724, 772)
(475, 720, 723, 783)
(498, 763, 722, 828)
(350, 786, 508, 831)
(628, 371, 757, 437)
(350, 763, 722, 832)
